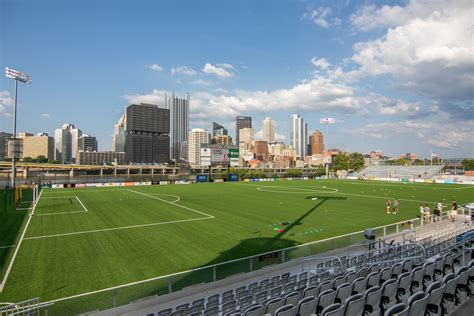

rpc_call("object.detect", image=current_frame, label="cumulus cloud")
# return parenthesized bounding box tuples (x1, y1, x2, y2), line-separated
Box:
(351, 119, 474, 150)
(190, 79, 214, 86)
(0, 90, 13, 117)
(350, 0, 474, 104)
(171, 66, 197, 76)
(303, 7, 333, 28)
(145, 64, 163, 72)
(41, 113, 51, 119)
(255, 129, 286, 141)
(203, 63, 234, 78)
(123, 89, 166, 106)
(311, 57, 330, 70)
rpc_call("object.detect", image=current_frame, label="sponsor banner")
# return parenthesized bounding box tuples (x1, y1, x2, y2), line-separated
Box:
(76, 184, 86, 188)
(86, 183, 97, 187)
(51, 184, 62, 189)
(125, 182, 135, 186)
(444, 180, 454, 184)
(424, 179, 433, 183)
(435, 179, 445, 184)
(320, 117, 336, 124)
(160, 181, 169, 185)
(229, 148, 239, 158)
(230, 157, 239, 167)
(200, 156, 211, 166)
(347, 176, 358, 180)
(229, 174, 238, 182)
(211, 148, 230, 164)
(243, 179, 250, 182)
(175, 181, 190, 185)
(196, 175, 208, 183)
(213, 179, 224, 183)
(200, 148, 211, 166)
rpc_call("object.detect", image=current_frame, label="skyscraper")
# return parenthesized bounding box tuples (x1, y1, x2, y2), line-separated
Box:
(188, 128, 210, 166)
(235, 116, 252, 144)
(309, 130, 324, 155)
(164, 92, 189, 162)
(78, 135, 98, 152)
(290, 114, 308, 159)
(125, 103, 170, 164)
(112, 114, 126, 152)
(70, 126, 82, 160)
(212, 122, 228, 137)
(54, 123, 75, 163)
(263, 117, 275, 143)
(239, 128, 254, 144)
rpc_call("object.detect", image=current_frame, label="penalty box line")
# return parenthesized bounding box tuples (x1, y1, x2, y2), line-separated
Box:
(35, 196, 88, 216)
(126, 189, 215, 219)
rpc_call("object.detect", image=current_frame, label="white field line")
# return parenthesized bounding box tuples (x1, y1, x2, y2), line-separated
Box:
(456, 186, 474, 190)
(41, 196, 77, 200)
(23, 217, 213, 240)
(0, 189, 44, 292)
(126, 189, 214, 218)
(348, 182, 468, 190)
(75, 196, 89, 212)
(42, 189, 128, 195)
(16, 207, 33, 211)
(0, 245, 15, 250)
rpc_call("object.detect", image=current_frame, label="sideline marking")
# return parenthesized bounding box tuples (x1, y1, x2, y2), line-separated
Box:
(0, 189, 43, 292)
(75, 196, 89, 212)
(0, 245, 15, 250)
(256, 185, 338, 194)
(23, 217, 212, 240)
(126, 189, 214, 218)
(456, 186, 474, 190)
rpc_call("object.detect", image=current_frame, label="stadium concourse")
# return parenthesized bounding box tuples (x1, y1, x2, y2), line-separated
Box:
(354, 165, 445, 180)
(90, 214, 474, 316)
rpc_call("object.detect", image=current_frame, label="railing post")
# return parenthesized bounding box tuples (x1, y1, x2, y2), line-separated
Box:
(383, 227, 387, 236)
(112, 289, 117, 308)
(213, 266, 216, 281)
(281, 250, 285, 263)
(396, 224, 399, 233)
(168, 278, 172, 293)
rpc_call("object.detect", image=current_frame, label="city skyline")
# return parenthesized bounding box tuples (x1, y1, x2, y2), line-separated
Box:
(1, 0, 472, 158)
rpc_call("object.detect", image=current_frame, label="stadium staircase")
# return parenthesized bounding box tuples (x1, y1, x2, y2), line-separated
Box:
(354, 165, 445, 179)
(88, 217, 473, 316)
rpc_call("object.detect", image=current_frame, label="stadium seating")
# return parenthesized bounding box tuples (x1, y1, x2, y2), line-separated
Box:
(354, 165, 445, 179)
(149, 227, 473, 316)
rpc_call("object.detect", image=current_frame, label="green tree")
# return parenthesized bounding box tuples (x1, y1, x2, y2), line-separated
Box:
(23, 157, 34, 163)
(462, 159, 474, 170)
(285, 169, 302, 178)
(331, 153, 351, 171)
(349, 152, 365, 171)
(394, 158, 409, 166)
(49, 160, 60, 164)
(36, 155, 48, 163)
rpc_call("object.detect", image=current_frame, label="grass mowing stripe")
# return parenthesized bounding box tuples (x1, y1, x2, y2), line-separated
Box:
(23, 217, 213, 240)
(126, 189, 215, 218)
(0, 189, 43, 292)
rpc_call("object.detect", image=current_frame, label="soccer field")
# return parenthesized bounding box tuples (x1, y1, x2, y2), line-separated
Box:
(0, 179, 473, 312)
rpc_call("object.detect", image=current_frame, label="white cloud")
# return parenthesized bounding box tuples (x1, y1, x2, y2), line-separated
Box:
(216, 63, 235, 70)
(203, 63, 234, 78)
(311, 57, 330, 70)
(123, 89, 166, 106)
(255, 129, 286, 141)
(0, 90, 13, 117)
(171, 66, 197, 76)
(349, 0, 474, 103)
(41, 113, 51, 119)
(145, 64, 163, 72)
(304, 7, 332, 28)
(190, 79, 214, 86)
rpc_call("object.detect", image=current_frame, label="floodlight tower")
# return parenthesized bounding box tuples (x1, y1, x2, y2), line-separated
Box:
(5, 67, 32, 189)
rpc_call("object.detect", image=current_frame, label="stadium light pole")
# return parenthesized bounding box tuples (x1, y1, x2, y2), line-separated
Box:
(320, 118, 336, 179)
(5, 67, 32, 189)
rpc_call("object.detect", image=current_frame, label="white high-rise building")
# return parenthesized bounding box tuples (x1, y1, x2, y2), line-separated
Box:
(54, 124, 73, 163)
(239, 127, 254, 144)
(112, 114, 126, 152)
(165, 92, 189, 162)
(188, 128, 210, 166)
(70, 127, 82, 159)
(263, 117, 275, 143)
(290, 114, 308, 159)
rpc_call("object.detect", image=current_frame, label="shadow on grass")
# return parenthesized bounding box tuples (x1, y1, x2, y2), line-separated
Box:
(0, 190, 30, 282)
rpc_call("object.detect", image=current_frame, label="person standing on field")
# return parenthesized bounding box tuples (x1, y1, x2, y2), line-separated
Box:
(393, 198, 399, 214)
(386, 199, 391, 214)
(420, 204, 425, 223)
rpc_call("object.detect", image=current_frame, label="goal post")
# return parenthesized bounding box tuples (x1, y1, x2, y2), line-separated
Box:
(14, 184, 40, 210)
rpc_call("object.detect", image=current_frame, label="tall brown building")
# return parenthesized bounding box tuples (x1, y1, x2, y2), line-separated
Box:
(254, 140, 269, 162)
(235, 116, 252, 144)
(309, 130, 324, 155)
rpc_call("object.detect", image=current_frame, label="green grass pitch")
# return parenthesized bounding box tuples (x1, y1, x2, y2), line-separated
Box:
(0, 179, 473, 311)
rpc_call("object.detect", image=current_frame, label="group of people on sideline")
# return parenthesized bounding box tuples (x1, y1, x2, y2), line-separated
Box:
(419, 200, 458, 223)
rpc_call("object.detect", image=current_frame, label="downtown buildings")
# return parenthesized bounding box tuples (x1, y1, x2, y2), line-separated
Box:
(235, 116, 252, 144)
(290, 114, 308, 160)
(165, 92, 189, 162)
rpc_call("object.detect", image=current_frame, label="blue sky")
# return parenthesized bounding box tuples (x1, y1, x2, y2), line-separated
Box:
(1, 0, 472, 158)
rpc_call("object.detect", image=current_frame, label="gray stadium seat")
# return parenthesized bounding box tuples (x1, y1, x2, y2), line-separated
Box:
(397, 272, 412, 303)
(297, 296, 317, 315)
(333, 275, 345, 289)
(443, 254, 455, 274)
(392, 263, 403, 278)
(345, 271, 358, 283)
(275, 304, 297, 316)
(423, 262, 435, 289)
(244, 304, 264, 316)
(381, 279, 399, 312)
(442, 273, 458, 314)
(410, 267, 424, 294)
(384, 302, 409, 316)
(316, 290, 336, 315)
(364, 286, 382, 316)
(456, 268, 470, 304)
(402, 259, 413, 273)
(157, 308, 172, 316)
(319, 279, 333, 293)
(469, 265, 474, 294)
(367, 272, 381, 289)
(334, 282, 353, 304)
(343, 293, 364, 316)
(321, 303, 344, 316)
(380, 267, 392, 284)
(358, 267, 370, 278)
(433, 257, 445, 281)
(425, 281, 445, 315)
(303, 285, 319, 298)
(264, 297, 284, 315)
(203, 306, 219, 316)
(284, 292, 301, 306)
(222, 301, 236, 313)
(407, 291, 429, 316)
(352, 277, 368, 294)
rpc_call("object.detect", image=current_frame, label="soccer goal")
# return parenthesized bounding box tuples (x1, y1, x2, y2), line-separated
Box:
(14, 184, 40, 210)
